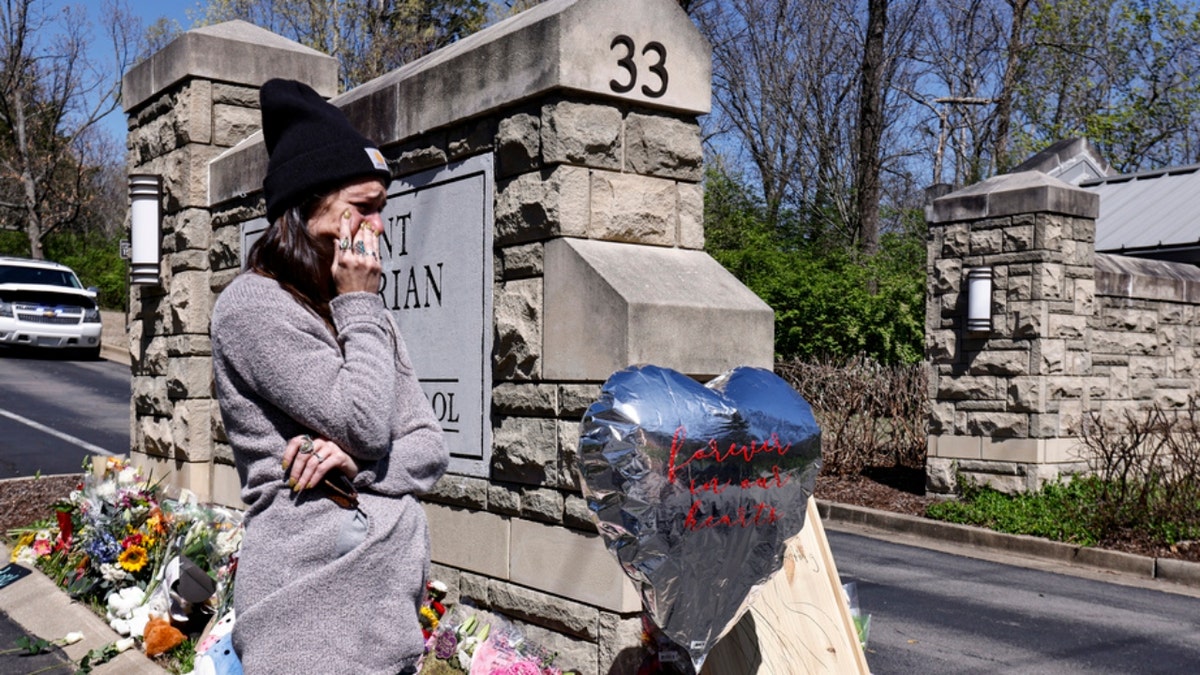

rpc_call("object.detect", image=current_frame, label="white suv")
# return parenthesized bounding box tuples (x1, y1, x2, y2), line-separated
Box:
(0, 256, 103, 359)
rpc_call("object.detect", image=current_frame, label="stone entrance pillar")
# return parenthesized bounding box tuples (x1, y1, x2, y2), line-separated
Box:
(924, 171, 1099, 494)
(124, 1, 774, 671)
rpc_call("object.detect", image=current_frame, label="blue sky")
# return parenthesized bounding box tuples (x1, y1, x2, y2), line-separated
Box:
(94, 0, 206, 142)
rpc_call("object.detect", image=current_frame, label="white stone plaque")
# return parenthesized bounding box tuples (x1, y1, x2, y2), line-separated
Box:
(381, 155, 494, 477)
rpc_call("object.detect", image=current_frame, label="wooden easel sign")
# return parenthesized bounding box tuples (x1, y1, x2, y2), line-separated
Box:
(578, 365, 866, 673)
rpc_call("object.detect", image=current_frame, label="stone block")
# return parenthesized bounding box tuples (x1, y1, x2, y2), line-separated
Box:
(968, 349, 1028, 376)
(427, 474, 489, 509)
(169, 270, 213, 334)
(941, 224, 969, 257)
(1006, 376, 1045, 412)
(557, 419, 582, 490)
(494, 278, 542, 381)
(169, 249, 209, 273)
(969, 228, 1003, 255)
(212, 103, 260, 147)
(122, 21, 338, 113)
(1032, 263, 1065, 301)
(173, 208, 212, 251)
(492, 416, 559, 485)
(1033, 339, 1066, 375)
(928, 171, 1099, 223)
(172, 399, 214, 461)
(588, 171, 677, 246)
(447, 117, 497, 161)
(488, 483, 522, 516)
(520, 487, 564, 523)
(393, 133, 448, 175)
(936, 375, 998, 400)
(424, 503, 510, 579)
(926, 329, 957, 363)
(543, 238, 773, 380)
(166, 334, 212, 357)
(165, 357, 212, 400)
(925, 456, 958, 494)
(132, 454, 214, 502)
(139, 415, 174, 458)
(487, 579, 601, 640)
(541, 100, 621, 169)
(558, 384, 600, 417)
(563, 493, 595, 531)
(1003, 224, 1034, 252)
(677, 181, 705, 250)
(929, 435, 981, 459)
(210, 461, 246, 509)
(520, 622, 599, 675)
(210, 221, 241, 272)
(980, 437, 1039, 463)
(495, 166, 589, 244)
(493, 383, 557, 415)
(509, 518, 641, 613)
(932, 258, 961, 294)
(212, 82, 258, 107)
(499, 242, 543, 279)
(964, 412, 1028, 438)
(134, 376, 170, 416)
(624, 112, 703, 181)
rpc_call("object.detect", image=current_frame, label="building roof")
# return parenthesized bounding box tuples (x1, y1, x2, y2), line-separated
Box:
(1081, 165, 1200, 263)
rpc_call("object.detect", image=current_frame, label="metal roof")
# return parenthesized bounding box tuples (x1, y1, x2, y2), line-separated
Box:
(1082, 165, 1200, 256)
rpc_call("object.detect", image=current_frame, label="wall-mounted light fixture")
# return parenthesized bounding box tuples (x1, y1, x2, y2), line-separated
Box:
(966, 266, 993, 334)
(128, 174, 163, 286)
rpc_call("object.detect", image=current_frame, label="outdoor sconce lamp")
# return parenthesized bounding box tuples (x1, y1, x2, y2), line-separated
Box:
(966, 266, 993, 335)
(128, 174, 163, 286)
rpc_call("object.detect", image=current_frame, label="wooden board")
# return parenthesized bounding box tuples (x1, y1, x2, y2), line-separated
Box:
(700, 497, 869, 675)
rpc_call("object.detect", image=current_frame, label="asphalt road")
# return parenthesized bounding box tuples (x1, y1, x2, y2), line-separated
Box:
(828, 528, 1200, 674)
(0, 347, 130, 478)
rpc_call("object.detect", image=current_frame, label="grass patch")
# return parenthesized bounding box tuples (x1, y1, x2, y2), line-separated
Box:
(926, 478, 1100, 546)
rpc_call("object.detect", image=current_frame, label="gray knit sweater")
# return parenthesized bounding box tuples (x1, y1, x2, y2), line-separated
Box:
(211, 272, 448, 674)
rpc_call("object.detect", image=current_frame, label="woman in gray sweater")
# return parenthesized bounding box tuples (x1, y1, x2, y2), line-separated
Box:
(211, 79, 448, 674)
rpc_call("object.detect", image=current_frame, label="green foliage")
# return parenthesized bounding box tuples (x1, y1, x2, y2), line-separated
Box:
(926, 478, 1100, 546)
(704, 166, 925, 364)
(0, 229, 127, 310)
(42, 231, 128, 310)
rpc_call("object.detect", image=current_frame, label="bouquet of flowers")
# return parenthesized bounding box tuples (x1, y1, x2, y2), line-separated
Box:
(416, 599, 575, 675)
(7, 457, 244, 652)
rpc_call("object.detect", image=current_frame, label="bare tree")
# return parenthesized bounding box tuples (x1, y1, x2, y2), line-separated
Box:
(855, 0, 888, 256)
(0, 0, 138, 259)
(197, 0, 490, 90)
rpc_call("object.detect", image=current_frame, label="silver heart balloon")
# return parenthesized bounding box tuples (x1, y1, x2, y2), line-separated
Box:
(578, 365, 822, 672)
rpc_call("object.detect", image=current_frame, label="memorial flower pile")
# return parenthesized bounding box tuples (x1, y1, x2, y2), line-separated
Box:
(416, 600, 578, 675)
(7, 457, 244, 653)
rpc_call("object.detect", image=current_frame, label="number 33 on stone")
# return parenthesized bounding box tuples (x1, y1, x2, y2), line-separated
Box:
(609, 34, 668, 98)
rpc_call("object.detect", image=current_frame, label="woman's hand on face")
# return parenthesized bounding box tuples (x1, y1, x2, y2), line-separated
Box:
(283, 435, 360, 492)
(331, 208, 383, 295)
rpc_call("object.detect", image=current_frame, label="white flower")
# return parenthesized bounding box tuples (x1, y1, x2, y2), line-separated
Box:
(456, 650, 473, 670)
(100, 563, 130, 583)
(95, 481, 117, 501)
(114, 637, 136, 653)
(214, 528, 243, 558)
(117, 467, 140, 485)
(13, 547, 37, 565)
(62, 632, 84, 645)
(34, 529, 52, 542)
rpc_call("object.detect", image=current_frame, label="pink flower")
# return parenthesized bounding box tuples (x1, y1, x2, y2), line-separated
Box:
(32, 539, 53, 557)
(500, 661, 543, 675)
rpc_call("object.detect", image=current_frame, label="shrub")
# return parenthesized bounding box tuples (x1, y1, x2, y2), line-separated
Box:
(777, 355, 928, 476)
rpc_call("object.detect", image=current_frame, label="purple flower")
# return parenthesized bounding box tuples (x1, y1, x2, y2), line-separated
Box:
(434, 630, 458, 660)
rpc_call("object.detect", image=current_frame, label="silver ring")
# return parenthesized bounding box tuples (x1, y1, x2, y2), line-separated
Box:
(314, 452, 325, 462)
(298, 436, 314, 455)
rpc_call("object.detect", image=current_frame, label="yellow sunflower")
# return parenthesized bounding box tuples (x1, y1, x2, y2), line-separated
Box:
(117, 545, 149, 573)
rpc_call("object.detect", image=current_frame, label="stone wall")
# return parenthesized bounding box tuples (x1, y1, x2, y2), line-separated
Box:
(121, 1, 773, 672)
(925, 171, 1200, 494)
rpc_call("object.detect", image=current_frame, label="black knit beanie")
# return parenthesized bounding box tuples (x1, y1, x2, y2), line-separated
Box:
(260, 79, 391, 223)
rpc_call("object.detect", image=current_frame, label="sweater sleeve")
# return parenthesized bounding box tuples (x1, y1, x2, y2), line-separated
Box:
(212, 279, 397, 459)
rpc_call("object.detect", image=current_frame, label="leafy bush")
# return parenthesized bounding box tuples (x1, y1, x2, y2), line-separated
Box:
(777, 355, 928, 475)
(0, 229, 127, 310)
(926, 478, 1100, 546)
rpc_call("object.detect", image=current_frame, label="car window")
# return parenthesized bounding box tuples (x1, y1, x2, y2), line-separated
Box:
(0, 264, 82, 288)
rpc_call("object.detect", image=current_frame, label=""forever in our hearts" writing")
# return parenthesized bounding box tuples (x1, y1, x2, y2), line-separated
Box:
(667, 427, 793, 531)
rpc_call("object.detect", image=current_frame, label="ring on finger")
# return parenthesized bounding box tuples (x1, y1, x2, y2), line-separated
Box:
(355, 240, 366, 255)
(339, 237, 351, 251)
(298, 436, 315, 455)
(314, 452, 325, 462)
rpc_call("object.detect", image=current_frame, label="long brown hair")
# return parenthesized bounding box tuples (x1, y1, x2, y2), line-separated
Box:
(246, 195, 336, 330)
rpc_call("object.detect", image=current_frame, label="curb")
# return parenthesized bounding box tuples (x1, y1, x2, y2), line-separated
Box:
(0, 545, 167, 674)
(99, 310, 131, 366)
(817, 500, 1200, 588)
